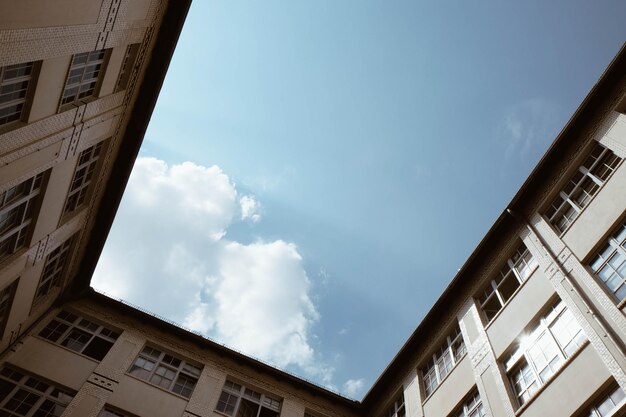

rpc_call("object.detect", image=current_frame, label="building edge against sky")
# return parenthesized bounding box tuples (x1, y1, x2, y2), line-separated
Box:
(1, 1, 626, 417)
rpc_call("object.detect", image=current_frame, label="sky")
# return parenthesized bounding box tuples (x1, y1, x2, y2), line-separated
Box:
(93, 1, 626, 399)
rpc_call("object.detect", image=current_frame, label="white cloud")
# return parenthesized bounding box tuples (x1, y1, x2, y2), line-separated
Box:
(239, 195, 261, 223)
(342, 378, 365, 398)
(501, 98, 560, 162)
(93, 157, 330, 382)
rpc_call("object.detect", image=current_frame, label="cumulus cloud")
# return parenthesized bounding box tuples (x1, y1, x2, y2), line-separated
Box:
(500, 98, 560, 162)
(342, 378, 365, 398)
(93, 157, 329, 381)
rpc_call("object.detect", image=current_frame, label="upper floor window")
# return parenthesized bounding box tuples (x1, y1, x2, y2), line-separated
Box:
(0, 62, 35, 126)
(34, 236, 74, 303)
(586, 383, 626, 417)
(115, 44, 140, 92)
(383, 393, 405, 417)
(0, 171, 47, 263)
(0, 366, 74, 416)
(453, 389, 485, 417)
(505, 299, 586, 407)
(0, 279, 18, 338)
(478, 242, 538, 322)
(589, 220, 626, 302)
(129, 345, 201, 398)
(39, 310, 119, 361)
(545, 142, 622, 235)
(216, 380, 282, 417)
(99, 408, 133, 417)
(63, 141, 105, 215)
(61, 50, 107, 107)
(420, 324, 466, 398)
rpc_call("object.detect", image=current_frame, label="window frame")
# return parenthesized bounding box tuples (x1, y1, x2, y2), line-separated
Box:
(588, 220, 626, 303)
(544, 142, 622, 235)
(383, 392, 405, 417)
(38, 310, 120, 361)
(0, 278, 18, 339)
(585, 383, 626, 417)
(33, 236, 75, 304)
(477, 242, 538, 323)
(62, 140, 107, 217)
(452, 389, 485, 417)
(128, 345, 202, 398)
(215, 379, 282, 417)
(59, 49, 109, 110)
(504, 299, 587, 407)
(0, 171, 48, 264)
(115, 44, 140, 93)
(0, 61, 38, 129)
(420, 324, 467, 399)
(0, 365, 75, 417)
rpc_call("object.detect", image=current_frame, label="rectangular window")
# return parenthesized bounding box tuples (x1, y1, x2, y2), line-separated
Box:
(0, 62, 35, 126)
(383, 393, 405, 417)
(420, 325, 466, 398)
(586, 383, 626, 417)
(115, 44, 140, 92)
(34, 237, 74, 303)
(99, 408, 132, 417)
(0, 279, 18, 338)
(545, 142, 622, 234)
(216, 380, 282, 417)
(0, 171, 47, 263)
(0, 366, 74, 416)
(129, 346, 201, 398)
(61, 50, 107, 107)
(505, 299, 587, 407)
(478, 242, 538, 321)
(589, 220, 626, 302)
(63, 141, 105, 215)
(453, 390, 485, 417)
(39, 310, 119, 361)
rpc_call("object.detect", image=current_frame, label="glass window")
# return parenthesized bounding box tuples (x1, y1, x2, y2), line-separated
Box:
(0, 279, 18, 338)
(61, 50, 107, 107)
(420, 325, 466, 397)
(587, 384, 626, 417)
(545, 142, 622, 234)
(0, 62, 35, 126)
(216, 380, 281, 417)
(63, 141, 105, 215)
(34, 237, 74, 303)
(589, 221, 626, 302)
(383, 393, 405, 417)
(454, 389, 485, 417)
(505, 299, 586, 407)
(129, 346, 201, 398)
(115, 44, 140, 92)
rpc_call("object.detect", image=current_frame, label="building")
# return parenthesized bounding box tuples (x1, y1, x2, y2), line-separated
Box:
(1, 2, 626, 416)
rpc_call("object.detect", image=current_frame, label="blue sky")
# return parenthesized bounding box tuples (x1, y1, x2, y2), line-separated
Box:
(94, 1, 626, 398)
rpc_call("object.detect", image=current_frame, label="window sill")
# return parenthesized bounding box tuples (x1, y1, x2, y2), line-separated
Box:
(483, 265, 539, 332)
(124, 373, 192, 402)
(34, 335, 101, 364)
(421, 352, 468, 405)
(513, 339, 589, 416)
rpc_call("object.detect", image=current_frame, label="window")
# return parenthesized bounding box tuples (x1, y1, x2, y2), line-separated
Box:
(586, 384, 626, 417)
(115, 44, 140, 92)
(505, 299, 587, 407)
(0, 279, 18, 338)
(420, 325, 466, 397)
(383, 393, 405, 417)
(478, 242, 538, 321)
(39, 310, 119, 361)
(99, 408, 132, 417)
(545, 142, 622, 234)
(0, 62, 35, 126)
(129, 346, 201, 398)
(34, 237, 74, 303)
(589, 220, 626, 302)
(0, 366, 74, 416)
(0, 171, 47, 263)
(63, 141, 105, 214)
(453, 390, 485, 417)
(216, 380, 282, 417)
(60, 50, 107, 107)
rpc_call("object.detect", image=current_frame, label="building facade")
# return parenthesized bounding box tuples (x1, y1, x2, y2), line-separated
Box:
(1, 2, 626, 417)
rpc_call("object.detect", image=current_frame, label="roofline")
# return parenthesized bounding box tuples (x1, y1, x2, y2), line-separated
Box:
(83, 289, 361, 410)
(68, 0, 192, 296)
(360, 42, 626, 410)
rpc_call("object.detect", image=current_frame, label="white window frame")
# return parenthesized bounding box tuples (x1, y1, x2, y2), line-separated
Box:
(589, 220, 626, 302)
(129, 345, 201, 398)
(454, 389, 485, 417)
(478, 242, 538, 322)
(586, 384, 626, 417)
(60, 50, 108, 107)
(0, 366, 74, 416)
(505, 299, 587, 407)
(34, 237, 74, 303)
(545, 142, 622, 235)
(63, 141, 105, 215)
(420, 325, 466, 398)
(383, 392, 405, 417)
(0, 171, 47, 263)
(216, 380, 282, 417)
(0, 61, 35, 126)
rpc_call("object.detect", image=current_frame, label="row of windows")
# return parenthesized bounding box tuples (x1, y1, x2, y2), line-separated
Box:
(0, 44, 140, 130)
